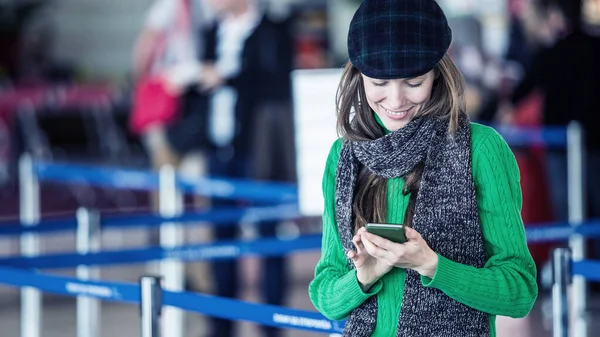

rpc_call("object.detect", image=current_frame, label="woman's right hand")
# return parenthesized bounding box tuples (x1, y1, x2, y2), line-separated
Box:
(346, 228, 393, 292)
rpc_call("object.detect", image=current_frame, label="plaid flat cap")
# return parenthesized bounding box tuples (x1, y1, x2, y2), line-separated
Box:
(348, 0, 452, 79)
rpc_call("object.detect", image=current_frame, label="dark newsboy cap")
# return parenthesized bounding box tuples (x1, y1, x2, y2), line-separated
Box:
(348, 0, 452, 79)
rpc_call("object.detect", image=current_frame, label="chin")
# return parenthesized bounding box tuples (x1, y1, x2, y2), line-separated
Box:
(384, 119, 410, 131)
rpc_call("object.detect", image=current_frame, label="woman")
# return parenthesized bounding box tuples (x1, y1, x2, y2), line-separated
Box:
(308, 1, 538, 336)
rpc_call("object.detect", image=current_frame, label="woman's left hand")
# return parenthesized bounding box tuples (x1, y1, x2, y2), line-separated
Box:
(358, 226, 439, 278)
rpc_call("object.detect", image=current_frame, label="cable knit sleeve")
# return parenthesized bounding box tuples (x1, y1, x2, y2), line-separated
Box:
(308, 139, 383, 321)
(420, 125, 538, 318)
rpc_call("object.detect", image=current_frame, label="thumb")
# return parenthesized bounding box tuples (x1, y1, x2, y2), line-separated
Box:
(347, 250, 358, 261)
(347, 250, 363, 268)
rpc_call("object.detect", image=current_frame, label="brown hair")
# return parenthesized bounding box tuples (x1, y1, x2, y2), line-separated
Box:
(335, 54, 466, 232)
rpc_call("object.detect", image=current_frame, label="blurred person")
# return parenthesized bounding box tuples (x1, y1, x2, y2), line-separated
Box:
(199, 0, 295, 336)
(131, 0, 214, 293)
(308, 1, 537, 336)
(503, 0, 600, 227)
(504, 0, 565, 73)
(495, 0, 561, 277)
(502, 0, 600, 291)
(132, 0, 210, 167)
(505, 0, 536, 71)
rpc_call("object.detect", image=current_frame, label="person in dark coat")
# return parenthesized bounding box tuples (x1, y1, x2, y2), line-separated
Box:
(197, 1, 296, 336)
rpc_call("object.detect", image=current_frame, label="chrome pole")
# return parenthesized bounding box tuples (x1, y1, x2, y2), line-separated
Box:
(140, 276, 163, 337)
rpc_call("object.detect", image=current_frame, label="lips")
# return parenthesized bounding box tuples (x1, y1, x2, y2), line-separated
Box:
(381, 105, 413, 120)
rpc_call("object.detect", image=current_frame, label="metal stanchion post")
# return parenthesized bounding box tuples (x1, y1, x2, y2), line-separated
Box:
(140, 276, 163, 337)
(567, 121, 587, 336)
(159, 165, 184, 337)
(552, 248, 571, 337)
(76, 208, 101, 337)
(19, 154, 41, 337)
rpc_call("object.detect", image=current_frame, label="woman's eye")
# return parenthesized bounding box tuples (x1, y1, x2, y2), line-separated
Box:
(373, 81, 388, 87)
(406, 82, 423, 88)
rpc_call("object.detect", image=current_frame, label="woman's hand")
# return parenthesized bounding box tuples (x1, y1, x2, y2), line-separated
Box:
(346, 232, 393, 292)
(358, 226, 439, 278)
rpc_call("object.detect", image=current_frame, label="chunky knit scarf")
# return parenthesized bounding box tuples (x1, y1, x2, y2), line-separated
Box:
(335, 114, 488, 336)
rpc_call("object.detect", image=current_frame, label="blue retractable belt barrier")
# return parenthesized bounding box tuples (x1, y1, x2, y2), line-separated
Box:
(164, 290, 345, 333)
(525, 224, 572, 243)
(2, 224, 589, 269)
(0, 266, 344, 333)
(573, 223, 600, 238)
(34, 162, 298, 203)
(0, 266, 139, 303)
(0, 234, 322, 269)
(0, 217, 79, 235)
(524, 220, 600, 243)
(177, 176, 298, 203)
(0, 204, 301, 236)
(494, 125, 567, 148)
(572, 260, 600, 282)
(2, 216, 600, 241)
(101, 204, 301, 230)
(35, 162, 159, 191)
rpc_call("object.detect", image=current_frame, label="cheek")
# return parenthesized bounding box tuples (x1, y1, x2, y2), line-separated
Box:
(406, 88, 432, 105)
(364, 86, 385, 103)
(364, 86, 388, 109)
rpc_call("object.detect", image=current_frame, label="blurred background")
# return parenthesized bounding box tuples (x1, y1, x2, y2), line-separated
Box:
(0, 0, 600, 336)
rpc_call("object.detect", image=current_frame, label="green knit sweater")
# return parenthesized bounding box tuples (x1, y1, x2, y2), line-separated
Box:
(308, 122, 538, 336)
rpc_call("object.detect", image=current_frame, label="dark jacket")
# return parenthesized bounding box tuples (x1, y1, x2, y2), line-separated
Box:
(166, 14, 293, 156)
(511, 31, 600, 150)
(203, 14, 293, 154)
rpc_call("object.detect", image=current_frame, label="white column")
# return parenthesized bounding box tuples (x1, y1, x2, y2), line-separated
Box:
(19, 154, 41, 337)
(567, 121, 587, 337)
(159, 165, 185, 337)
(76, 208, 101, 337)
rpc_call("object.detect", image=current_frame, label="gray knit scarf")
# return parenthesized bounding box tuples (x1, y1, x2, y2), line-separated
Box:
(335, 114, 488, 336)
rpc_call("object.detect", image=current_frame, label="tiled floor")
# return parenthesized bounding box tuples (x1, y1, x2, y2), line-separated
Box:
(1, 251, 598, 337)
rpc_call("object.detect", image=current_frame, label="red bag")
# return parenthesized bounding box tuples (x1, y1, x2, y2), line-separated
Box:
(129, 77, 179, 135)
(129, 0, 192, 135)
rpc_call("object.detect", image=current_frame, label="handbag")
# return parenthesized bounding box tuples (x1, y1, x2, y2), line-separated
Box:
(129, 0, 192, 135)
(129, 76, 179, 135)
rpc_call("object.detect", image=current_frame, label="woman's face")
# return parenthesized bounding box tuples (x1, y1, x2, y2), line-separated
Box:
(361, 70, 435, 131)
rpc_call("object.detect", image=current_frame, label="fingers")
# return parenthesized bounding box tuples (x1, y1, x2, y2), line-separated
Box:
(360, 235, 393, 262)
(346, 250, 356, 260)
(359, 230, 396, 250)
(346, 250, 364, 268)
(352, 234, 364, 253)
(359, 227, 428, 268)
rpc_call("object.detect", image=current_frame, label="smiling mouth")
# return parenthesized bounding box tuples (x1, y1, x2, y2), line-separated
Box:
(381, 106, 413, 119)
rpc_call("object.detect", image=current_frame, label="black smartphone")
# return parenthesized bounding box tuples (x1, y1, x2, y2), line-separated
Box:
(365, 223, 407, 243)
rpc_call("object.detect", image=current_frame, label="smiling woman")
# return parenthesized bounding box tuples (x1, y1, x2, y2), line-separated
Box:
(308, 0, 538, 336)
(361, 71, 435, 130)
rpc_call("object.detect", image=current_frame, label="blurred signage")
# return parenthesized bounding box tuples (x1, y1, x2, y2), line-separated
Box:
(291, 68, 341, 217)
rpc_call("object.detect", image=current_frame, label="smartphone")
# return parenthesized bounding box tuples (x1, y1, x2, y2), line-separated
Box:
(365, 223, 407, 243)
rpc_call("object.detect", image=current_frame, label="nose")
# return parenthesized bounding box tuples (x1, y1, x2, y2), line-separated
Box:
(386, 82, 405, 110)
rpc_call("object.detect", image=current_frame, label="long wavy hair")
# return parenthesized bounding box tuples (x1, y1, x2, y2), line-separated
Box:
(335, 54, 466, 232)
